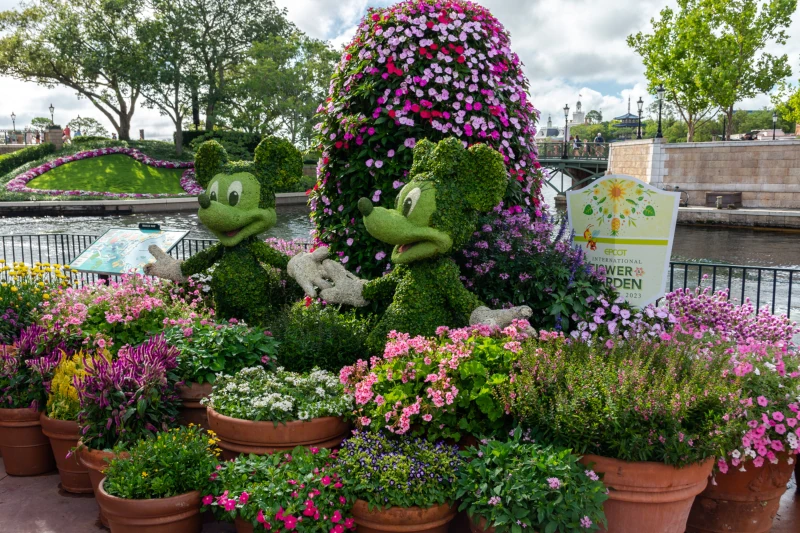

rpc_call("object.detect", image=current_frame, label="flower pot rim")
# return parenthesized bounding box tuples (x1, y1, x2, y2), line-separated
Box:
(0, 406, 43, 420)
(207, 406, 344, 427)
(97, 478, 202, 506)
(353, 499, 455, 512)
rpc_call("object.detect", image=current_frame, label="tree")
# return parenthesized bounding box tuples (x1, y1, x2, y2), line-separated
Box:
(183, 0, 294, 130)
(29, 117, 52, 131)
(585, 110, 603, 124)
(774, 83, 800, 132)
(66, 117, 109, 137)
(628, 2, 717, 141)
(0, 0, 152, 140)
(694, 0, 795, 139)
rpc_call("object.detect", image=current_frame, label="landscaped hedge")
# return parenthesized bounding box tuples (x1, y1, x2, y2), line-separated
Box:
(0, 143, 57, 176)
(72, 136, 110, 145)
(185, 130, 262, 160)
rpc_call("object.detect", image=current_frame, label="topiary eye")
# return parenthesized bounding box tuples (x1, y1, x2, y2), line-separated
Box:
(209, 182, 219, 202)
(402, 188, 422, 217)
(228, 181, 242, 206)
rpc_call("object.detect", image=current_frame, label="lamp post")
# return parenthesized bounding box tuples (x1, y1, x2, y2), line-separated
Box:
(49, 103, 54, 125)
(656, 84, 665, 139)
(773, 111, 778, 140)
(561, 104, 570, 159)
(10, 112, 15, 133)
(722, 116, 726, 142)
(636, 97, 644, 139)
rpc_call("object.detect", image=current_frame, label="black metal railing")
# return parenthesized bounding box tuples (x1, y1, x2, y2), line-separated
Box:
(537, 141, 610, 160)
(0, 234, 798, 320)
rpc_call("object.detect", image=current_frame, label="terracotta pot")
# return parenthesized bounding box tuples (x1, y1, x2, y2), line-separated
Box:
(95, 478, 202, 533)
(177, 382, 213, 429)
(207, 407, 350, 460)
(0, 407, 55, 476)
(351, 499, 456, 533)
(796, 460, 799, 493)
(234, 517, 254, 533)
(77, 441, 130, 527)
(40, 413, 91, 493)
(581, 454, 713, 533)
(685, 455, 795, 533)
(467, 515, 496, 533)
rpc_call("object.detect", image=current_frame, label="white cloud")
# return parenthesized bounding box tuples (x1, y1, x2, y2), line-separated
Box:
(1, 0, 798, 135)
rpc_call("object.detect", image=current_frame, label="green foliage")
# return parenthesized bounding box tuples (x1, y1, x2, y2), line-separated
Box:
(456, 431, 608, 533)
(496, 331, 739, 467)
(164, 322, 279, 385)
(204, 447, 352, 530)
(275, 301, 374, 373)
(67, 116, 109, 137)
(189, 131, 262, 161)
(0, 143, 56, 176)
(103, 425, 220, 499)
(254, 136, 303, 193)
(336, 431, 463, 510)
(203, 366, 351, 423)
(194, 140, 228, 188)
(72, 135, 110, 145)
(0, 261, 71, 343)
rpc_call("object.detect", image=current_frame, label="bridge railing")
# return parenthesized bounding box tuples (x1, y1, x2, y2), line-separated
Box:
(538, 141, 610, 160)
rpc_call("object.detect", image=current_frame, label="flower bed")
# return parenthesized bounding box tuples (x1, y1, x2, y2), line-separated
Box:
(5, 146, 202, 198)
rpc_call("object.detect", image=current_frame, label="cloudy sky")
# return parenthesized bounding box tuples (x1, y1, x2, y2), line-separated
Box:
(1, 0, 798, 138)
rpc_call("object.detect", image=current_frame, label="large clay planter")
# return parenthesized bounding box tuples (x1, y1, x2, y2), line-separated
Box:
(352, 500, 456, 533)
(177, 382, 213, 429)
(468, 516, 496, 533)
(95, 478, 202, 533)
(685, 456, 795, 533)
(78, 442, 130, 527)
(234, 517, 255, 533)
(0, 407, 55, 476)
(40, 414, 91, 493)
(581, 454, 713, 533)
(207, 407, 349, 460)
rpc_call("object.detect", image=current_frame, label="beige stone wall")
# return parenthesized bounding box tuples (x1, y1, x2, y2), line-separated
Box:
(607, 139, 654, 183)
(662, 141, 800, 208)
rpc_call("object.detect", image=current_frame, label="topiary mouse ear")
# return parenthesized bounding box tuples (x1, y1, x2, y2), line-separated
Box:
(459, 143, 508, 212)
(254, 136, 303, 188)
(194, 140, 228, 189)
(409, 138, 438, 177)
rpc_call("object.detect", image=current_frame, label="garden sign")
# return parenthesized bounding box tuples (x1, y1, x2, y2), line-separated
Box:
(566, 174, 680, 308)
(70, 227, 188, 276)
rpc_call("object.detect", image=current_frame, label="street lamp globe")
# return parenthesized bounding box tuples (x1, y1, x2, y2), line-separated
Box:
(636, 97, 644, 140)
(561, 104, 570, 159)
(656, 84, 665, 101)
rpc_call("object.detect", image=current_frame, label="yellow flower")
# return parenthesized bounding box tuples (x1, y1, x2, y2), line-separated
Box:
(142, 472, 148, 478)
(42, 293, 50, 300)
(10, 287, 17, 293)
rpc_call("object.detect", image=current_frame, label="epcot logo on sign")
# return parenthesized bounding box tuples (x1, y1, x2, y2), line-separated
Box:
(566, 174, 680, 308)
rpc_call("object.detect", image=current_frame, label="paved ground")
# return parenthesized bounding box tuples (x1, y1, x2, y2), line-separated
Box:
(0, 458, 797, 532)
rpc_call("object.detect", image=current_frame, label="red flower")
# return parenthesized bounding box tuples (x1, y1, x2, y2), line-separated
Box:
(418, 47, 427, 55)
(456, 56, 465, 63)
(371, 13, 380, 21)
(345, 54, 352, 61)
(420, 110, 431, 119)
(334, 141, 343, 149)
(430, 43, 438, 50)
(426, 21, 434, 29)
(388, 110, 396, 118)
(455, 45, 464, 54)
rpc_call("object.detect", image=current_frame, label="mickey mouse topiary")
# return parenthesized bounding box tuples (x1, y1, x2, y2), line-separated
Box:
(290, 137, 532, 352)
(145, 138, 307, 325)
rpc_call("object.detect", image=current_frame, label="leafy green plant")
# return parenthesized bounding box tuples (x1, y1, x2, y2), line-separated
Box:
(275, 300, 374, 373)
(203, 366, 351, 423)
(164, 321, 279, 384)
(203, 446, 354, 531)
(457, 430, 608, 533)
(193, 139, 228, 187)
(0, 142, 56, 176)
(189, 131, 261, 162)
(254, 136, 303, 192)
(336, 431, 463, 510)
(46, 351, 90, 421)
(103, 425, 220, 499)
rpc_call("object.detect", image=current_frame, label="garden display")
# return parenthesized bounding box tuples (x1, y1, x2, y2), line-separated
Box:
(144, 138, 308, 325)
(337, 431, 462, 533)
(290, 138, 534, 352)
(203, 366, 351, 459)
(96, 425, 220, 533)
(203, 446, 354, 533)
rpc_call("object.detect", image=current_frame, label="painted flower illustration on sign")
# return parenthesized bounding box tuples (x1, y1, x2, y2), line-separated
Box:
(634, 267, 645, 277)
(582, 179, 656, 235)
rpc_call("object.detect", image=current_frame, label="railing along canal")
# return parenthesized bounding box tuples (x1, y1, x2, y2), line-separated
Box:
(1, 233, 798, 320)
(537, 141, 610, 160)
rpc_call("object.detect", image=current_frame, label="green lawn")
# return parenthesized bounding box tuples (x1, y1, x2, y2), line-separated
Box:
(25, 154, 186, 194)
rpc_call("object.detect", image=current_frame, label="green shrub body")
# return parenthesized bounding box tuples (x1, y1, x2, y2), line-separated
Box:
(0, 143, 56, 176)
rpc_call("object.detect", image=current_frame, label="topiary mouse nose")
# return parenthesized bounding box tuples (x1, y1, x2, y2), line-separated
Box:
(358, 197, 374, 216)
(198, 193, 211, 209)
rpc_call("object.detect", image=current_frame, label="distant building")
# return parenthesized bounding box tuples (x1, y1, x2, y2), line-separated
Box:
(613, 98, 639, 130)
(570, 100, 586, 126)
(535, 115, 565, 140)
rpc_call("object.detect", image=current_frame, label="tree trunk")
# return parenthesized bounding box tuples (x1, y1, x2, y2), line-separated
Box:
(726, 106, 734, 140)
(175, 127, 183, 156)
(118, 115, 131, 141)
(687, 119, 695, 142)
(204, 100, 215, 131)
(191, 85, 200, 129)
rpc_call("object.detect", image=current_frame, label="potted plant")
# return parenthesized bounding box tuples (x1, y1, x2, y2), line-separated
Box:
(339, 322, 530, 443)
(0, 325, 64, 475)
(40, 351, 93, 493)
(456, 430, 608, 532)
(203, 366, 351, 459)
(96, 425, 220, 533)
(498, 328, 739, 533)
(337, 430, 463, 533)
(686, 340, 800, 533)
(75, 335, 180, 526)
(203, 446, 354, 533)
(164, 319, 279, 428)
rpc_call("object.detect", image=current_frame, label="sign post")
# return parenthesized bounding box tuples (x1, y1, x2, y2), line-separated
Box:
(566, 175, 680, 308)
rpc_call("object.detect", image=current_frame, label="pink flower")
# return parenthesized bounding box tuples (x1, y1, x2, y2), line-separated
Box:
(332, 510, 342, 523)
(224, 499, 236, 512)
(202, 495, 213, 505)
(547, 477, 560, 490)
(773, 411, 785, 422)
(283, 515, 298, 529)
(375, 251, 386, 261)
(580, 516, 593, 528)
(239, 492, 249, 504)
(757, 396, 769, 407)
(321, 476, 332, 486)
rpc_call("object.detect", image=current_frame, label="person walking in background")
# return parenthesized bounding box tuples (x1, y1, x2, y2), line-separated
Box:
(594, 132, 604, 157)
(62, 125, 71, 143)
(35, 131, 40, 144)
(111, 133, 117, 140)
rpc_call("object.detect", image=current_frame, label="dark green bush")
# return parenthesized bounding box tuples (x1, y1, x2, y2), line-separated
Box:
(188, 131, 261, 161)
(0, 143, 56, 176)
(72, 136, 109, 145)
(193, 140, 228, 188)
(275, 301, 375, 373)
(254, 136, 303, 193)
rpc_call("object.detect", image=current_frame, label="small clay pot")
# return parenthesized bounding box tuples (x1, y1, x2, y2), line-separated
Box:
(234, 517, 254, 533)
(467, 515, 496, 533)
(207, 407, 350, 460)
(95, 478, 202, 533)
(177, 382, 213, 430)
(351, 500, 457, 533)
(0, 407, 55, 476)
(581, 454, 713, 533)
(686, 455, 795, 533)
(78, 441, 130, 527)
(40, 413, 91, 493)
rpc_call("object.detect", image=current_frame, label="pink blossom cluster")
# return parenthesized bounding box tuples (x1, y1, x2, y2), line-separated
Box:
(264, 238, 312, 258)
(6, 147, 201, 198)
